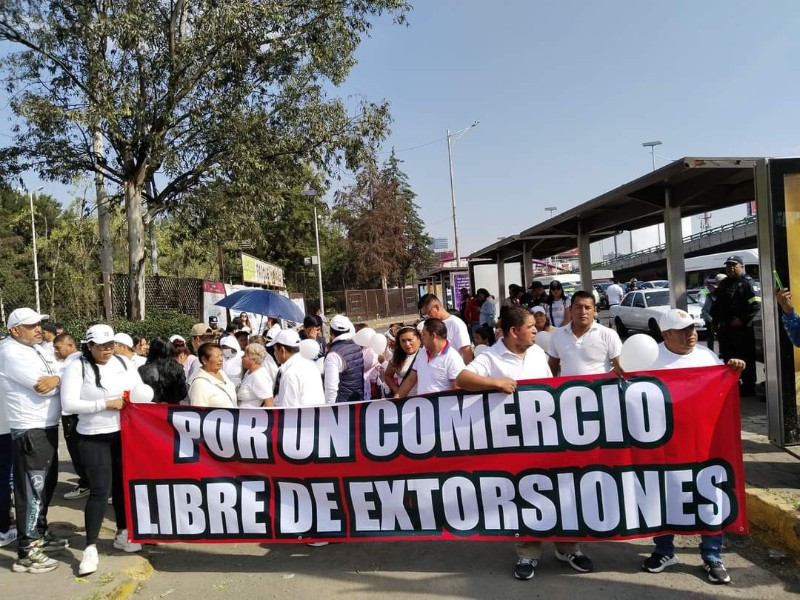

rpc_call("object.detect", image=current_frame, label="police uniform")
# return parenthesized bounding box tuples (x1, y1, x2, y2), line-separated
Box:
(710, 256, 760, 394)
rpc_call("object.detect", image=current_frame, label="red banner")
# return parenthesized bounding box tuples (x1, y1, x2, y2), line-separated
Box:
(121, 366, 747, 543)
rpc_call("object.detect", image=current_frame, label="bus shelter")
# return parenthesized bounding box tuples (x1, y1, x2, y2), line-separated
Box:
(468, 157, 799, 450)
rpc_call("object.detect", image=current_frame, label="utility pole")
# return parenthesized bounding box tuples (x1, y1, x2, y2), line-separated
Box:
(446, 121, 479, 267)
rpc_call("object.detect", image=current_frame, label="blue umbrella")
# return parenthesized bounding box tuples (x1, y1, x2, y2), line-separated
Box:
(215, 289, 305, 323)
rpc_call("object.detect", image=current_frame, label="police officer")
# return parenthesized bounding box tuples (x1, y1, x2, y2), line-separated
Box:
(710, 255, 761, 396)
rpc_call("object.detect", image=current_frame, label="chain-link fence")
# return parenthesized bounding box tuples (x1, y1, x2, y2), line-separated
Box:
(111, 274, 203, 319)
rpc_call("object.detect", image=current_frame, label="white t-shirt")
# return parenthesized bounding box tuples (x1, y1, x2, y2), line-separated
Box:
(0, 338, 61, 430)
(443, 315, 471, 351)
(133, 354, 147, 368)
(237, 367, 274, 408)
(548, 322, 622, 376)
(606, 283, 624, 305)
(547, 296, 572, 328)
(652, 343, 722, 370)
(412, 343, 465, 394)
(61, 355, 144, 435)
(277, 353, 325, 408)
(223, 353, 243, 386)
(465, 339, 552, 380)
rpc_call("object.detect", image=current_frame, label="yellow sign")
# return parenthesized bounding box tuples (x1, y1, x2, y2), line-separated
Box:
(241, 253, 284, 288)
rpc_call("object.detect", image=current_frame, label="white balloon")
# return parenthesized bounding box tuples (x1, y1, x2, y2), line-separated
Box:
(353, 327, 375, 347)
(129, 383, 154, 404)
(534, 330, 551, 352)
(299, 338, 320, 360)
(619, 334, 659, 372)
(369, 333, 388, 354)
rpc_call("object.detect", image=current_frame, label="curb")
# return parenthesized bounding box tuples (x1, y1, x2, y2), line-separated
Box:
(746, 486, 800, 562)
(106, 555, 154, 600)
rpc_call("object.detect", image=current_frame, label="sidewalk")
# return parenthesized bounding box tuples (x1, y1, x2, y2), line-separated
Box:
(1, 393, 798, 599)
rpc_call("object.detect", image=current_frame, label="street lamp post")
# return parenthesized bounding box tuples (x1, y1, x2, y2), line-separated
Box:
(27, 186, 44, 313)
(303, 189, 325, 316)
(545, 206, 557, 219)
(446, 121, 479, 267)
(642, 141, 664, 246)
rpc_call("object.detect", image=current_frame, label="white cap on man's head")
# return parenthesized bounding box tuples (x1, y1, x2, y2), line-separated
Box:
(84, 324, 115, 345)
(265, 324, 282, 342)
(267, 329, 301, 348)
(114, 333, 134, 349)
(330, 315, 353, 334)
(7, 308, 49, 329)
(659, 309, 696, 332)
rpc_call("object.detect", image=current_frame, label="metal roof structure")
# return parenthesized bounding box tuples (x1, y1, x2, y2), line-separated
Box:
(469, 157, 758, 262)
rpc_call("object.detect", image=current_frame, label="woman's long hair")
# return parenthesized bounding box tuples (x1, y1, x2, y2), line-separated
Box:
(391, 326, 420, 370)
(139, 337, 188, 404)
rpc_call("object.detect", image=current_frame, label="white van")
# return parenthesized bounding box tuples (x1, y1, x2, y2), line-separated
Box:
(685, 249, 759, 290)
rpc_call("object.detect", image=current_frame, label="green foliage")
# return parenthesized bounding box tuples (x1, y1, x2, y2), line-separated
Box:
(59, 310, 197, 342)
(0, 0, 409, 318)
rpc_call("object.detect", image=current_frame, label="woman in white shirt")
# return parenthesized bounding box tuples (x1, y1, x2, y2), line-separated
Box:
(546, 281, 572, 328)
(61, 325, 145, 576)
(237, 343, 274, 408)
(188, 344, 237, 408)
(382, 326, 420, 397)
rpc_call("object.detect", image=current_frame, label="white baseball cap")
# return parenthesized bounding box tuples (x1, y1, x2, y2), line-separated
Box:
(84, 324, 115, 345)
(267, 329, 301, 348)
(219, 335, 242, 355)
(531, 306, 546, 315)
(330, 314, 353, 334)
(7, 308, 49, 328)
(265, 324, 282, 341)
(169, 335, 186, 344)
(659, 309, 696, 332)
(114, 333, 134, 349)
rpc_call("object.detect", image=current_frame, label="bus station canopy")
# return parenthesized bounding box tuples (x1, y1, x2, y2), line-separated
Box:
(469, 157, 759, 262)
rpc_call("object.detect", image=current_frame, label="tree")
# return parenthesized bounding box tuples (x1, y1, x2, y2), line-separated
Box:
(0, 0, 408, 319)
(333, 153, 434, 291)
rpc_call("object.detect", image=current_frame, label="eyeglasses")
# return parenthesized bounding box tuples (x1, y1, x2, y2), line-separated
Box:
(91, 341, 116, 349)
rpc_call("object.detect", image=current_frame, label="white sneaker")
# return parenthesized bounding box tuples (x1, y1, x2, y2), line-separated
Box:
(113, 530, 142, 553)
(79, 545, 99, 576)
(63, 486, 90, 500)
(0, 529, 17, 547)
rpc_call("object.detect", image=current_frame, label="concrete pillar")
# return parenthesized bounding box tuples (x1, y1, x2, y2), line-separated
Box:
(577, 222, 592, 292)
(496, 254, 506, 303)
(663, 187, 687, 310)
(522, 242, 534, 288)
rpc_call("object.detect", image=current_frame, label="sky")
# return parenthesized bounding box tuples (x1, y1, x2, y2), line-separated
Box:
(3, 1, 800, 259)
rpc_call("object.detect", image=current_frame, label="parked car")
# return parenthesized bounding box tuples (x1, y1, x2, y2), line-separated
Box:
(610, 289, 705, 338)
(638, 280, 670, 289)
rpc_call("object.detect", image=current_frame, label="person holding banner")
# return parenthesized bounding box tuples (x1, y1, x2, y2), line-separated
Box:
(382, 326, 421, 397)
(395, 318, 465, 397)
(269, 329, 325, 407)
(776, 287, 800, 346)
(238, 343, 274, 408)
(455, 306, 579, 580)
(61, 324, 146, 576)
(547, 290, 623, 378)
(643, 308, 744, 585)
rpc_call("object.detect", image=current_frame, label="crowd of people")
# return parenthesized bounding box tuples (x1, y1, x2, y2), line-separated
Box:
(0, 252, 786, 582)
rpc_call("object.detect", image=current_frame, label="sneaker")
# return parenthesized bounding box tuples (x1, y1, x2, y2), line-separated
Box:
(40, 531, 69, 552)
(642, 552, 678, 573)
(514, 557, 536, 580)
(306, 541, 329, 547)
(0, 529, 17, 548)
(703, 561, 731, 584)
(78, 545, 99, 576)
(555, 549, 594, 573)
(64, 486, 90, 500)
(12, 548, 59, 574)
(113, 530, 142, 553)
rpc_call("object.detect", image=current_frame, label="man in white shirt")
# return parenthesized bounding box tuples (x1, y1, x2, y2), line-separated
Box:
(548, 290, 623, 377)
(0, 308, 65, 573)
(456, 306, 581, 581)
(113, 333, 139, 367)
(544, 290, 622, 575)
(606, 279, 624, 307)
(642, 309, 744, 585)
(270, 329, 325, 408)
(418, 293, 473, 364)
(396, 318, 465, 397)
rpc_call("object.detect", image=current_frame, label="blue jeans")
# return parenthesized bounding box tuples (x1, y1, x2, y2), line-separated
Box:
(654, 534, 723, 563)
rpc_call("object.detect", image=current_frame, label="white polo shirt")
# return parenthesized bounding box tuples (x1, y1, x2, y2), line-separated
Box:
(412, 342, 465, 394)
(548, 321, 622, 376)
(465, 339, 552, 380)
(443, 315, 471, 351)
(277, 352, 325, 408)
(652, 343, 722, 370)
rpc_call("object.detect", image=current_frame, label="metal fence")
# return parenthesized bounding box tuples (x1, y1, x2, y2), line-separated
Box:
(327, 288, 419, 321)
(111, 274, 203, 319)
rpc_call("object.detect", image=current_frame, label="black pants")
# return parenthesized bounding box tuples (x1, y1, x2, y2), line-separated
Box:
(0, 433, 12, 533)
(717, 325, 757, 392)
(61, 415, 89, 488)
(11, 427, 59, 555)
(78, 431, 125, 545)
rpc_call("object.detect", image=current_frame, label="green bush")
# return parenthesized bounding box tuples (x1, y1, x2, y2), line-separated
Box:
(60, 310, 198, 341)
